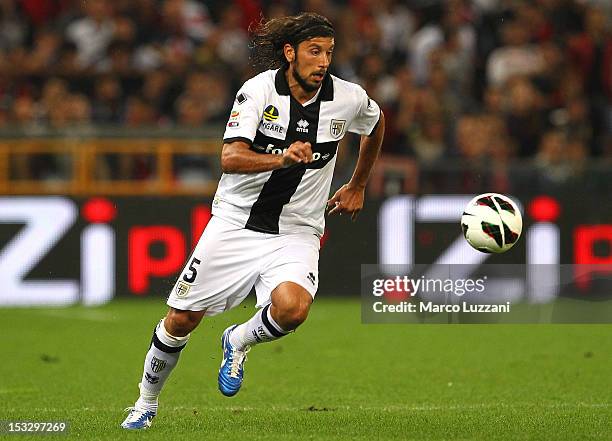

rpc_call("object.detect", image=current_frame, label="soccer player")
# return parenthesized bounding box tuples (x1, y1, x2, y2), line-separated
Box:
(121, 12, 384, 429)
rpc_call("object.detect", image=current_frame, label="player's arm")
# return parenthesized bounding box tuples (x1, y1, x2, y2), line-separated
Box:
(221, 140, 314, 174)
(347, 111, 385, 190)
(327, 111, 385, 220)
(222, 79, 314, 174)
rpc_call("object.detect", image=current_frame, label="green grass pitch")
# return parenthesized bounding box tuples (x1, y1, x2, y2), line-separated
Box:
(2, 297, 611, 440)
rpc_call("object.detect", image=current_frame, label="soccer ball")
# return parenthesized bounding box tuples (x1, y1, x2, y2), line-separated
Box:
(461, 193, 522, 253)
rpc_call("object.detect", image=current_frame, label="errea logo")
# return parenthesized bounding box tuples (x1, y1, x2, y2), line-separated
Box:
(296, 119, 309, 133)
(307, 272, 316, 285)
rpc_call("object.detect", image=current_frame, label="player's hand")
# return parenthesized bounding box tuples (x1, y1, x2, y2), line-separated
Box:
(326, 183, 365, 221)
(281, 141, 313, 167)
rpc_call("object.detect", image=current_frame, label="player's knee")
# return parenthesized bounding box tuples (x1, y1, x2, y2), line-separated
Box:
(165, 309, 203, 336)
(281, 301, 310, 330)
(271, 283, 313, 330)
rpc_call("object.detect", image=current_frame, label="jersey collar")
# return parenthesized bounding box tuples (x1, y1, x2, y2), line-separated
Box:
(275, 66, 334, 101)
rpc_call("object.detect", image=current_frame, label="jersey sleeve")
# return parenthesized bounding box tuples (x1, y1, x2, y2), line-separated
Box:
(347, 86, 381, 136)
(223, 79, 265, 145)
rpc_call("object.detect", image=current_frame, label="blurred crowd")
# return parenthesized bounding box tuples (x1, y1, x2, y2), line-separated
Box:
(0, 0, 610, 191)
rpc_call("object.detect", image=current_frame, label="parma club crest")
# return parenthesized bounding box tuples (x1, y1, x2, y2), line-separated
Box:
(175, 281, 191, 298)
(151, 356, 167, 373)
(330, 119, 346, 139)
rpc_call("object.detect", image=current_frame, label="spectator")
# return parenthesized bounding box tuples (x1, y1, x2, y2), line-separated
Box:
(455, 114, 488, 160)
(176, 94, 208, 127)
(370, 0, 415, 57)
(427, 63, 463, 117)
(357, 53, 391, 104)
(104, 40, 134, 74)
(11, 95, 37, 127)
(92, 75, 123, 123)
(0, 0, 607, 190)
(40, 78, 68, 122)
(429, 27, 473, 100)
(534, 130, 572, 187)
(0, 0, 27, 51)
(410, 1, 475, 85)
(161, 0, 213, 43)
(567, 5, 612, 99)
(65, 0, 114, 68)
(23, 29, 61, 74)
(565, 95, 594, 149)
(182, 69, 229, 122)
(483, 85, 504, 114)
(410, 114, 447, 165)
(141, 70, 174, 121)
(208, 6, 249, 69)
(55, 40, 81, 75)
(66, 93, 92, 126)
(504, 77, 547, 157)
(124, 95, 156, 127)
(486, 19, 544, 87)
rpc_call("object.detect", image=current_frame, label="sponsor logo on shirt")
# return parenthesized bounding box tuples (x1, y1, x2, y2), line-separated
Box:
(259, 121, 284, 134)
(254, 144, 328, 162)
(263, 105, 280, 121)
(227, 109, 241, 128)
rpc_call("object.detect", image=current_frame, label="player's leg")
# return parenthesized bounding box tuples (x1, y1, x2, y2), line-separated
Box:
(137, 308, 205, 407)
(122, 216, 256, 428)
(229, 281, 312, 348)
(121, 308, 204, 430)
(269, 281, 313, 329)
(218, 232, 319, 397)
(219, 282, 312, 397)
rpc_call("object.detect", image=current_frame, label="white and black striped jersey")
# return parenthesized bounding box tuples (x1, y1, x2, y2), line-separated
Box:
(212, 67, 381, 236)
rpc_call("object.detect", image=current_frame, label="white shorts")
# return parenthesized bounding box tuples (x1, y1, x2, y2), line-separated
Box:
(167, 216, 320, 316)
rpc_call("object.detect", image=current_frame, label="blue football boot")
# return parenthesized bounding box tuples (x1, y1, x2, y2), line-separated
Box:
(121, 407, 156, 430)
(218, 325, 250, 397)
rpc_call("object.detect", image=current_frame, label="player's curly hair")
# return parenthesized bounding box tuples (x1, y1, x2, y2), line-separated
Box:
(250, 12, 335, 71)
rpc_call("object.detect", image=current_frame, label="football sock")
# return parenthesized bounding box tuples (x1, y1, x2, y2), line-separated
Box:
(229, 304, 289, 351)
(137, 318, 189, 411)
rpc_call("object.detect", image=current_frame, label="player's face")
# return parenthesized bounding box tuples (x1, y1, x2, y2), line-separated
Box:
(291, 37, 334, 92)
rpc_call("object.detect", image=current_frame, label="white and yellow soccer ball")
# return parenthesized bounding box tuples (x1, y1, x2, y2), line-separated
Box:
(461, 193, 523, 253)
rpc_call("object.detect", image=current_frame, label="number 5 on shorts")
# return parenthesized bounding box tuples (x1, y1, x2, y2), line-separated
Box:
(182, 257, 201, 283)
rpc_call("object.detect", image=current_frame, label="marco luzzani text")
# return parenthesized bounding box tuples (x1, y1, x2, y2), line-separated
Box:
(371, 276, 511, 314)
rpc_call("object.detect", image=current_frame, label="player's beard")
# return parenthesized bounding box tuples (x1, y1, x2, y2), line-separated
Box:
(292, 55, 322, 93)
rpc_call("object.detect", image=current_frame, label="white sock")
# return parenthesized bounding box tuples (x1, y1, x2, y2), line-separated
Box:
(137, 319, 189, 411)
(229, 304, 289, 351)
(135, 386, 159, 413)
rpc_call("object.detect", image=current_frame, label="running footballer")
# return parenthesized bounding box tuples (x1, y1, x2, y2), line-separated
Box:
(121, 12, 385, 430)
